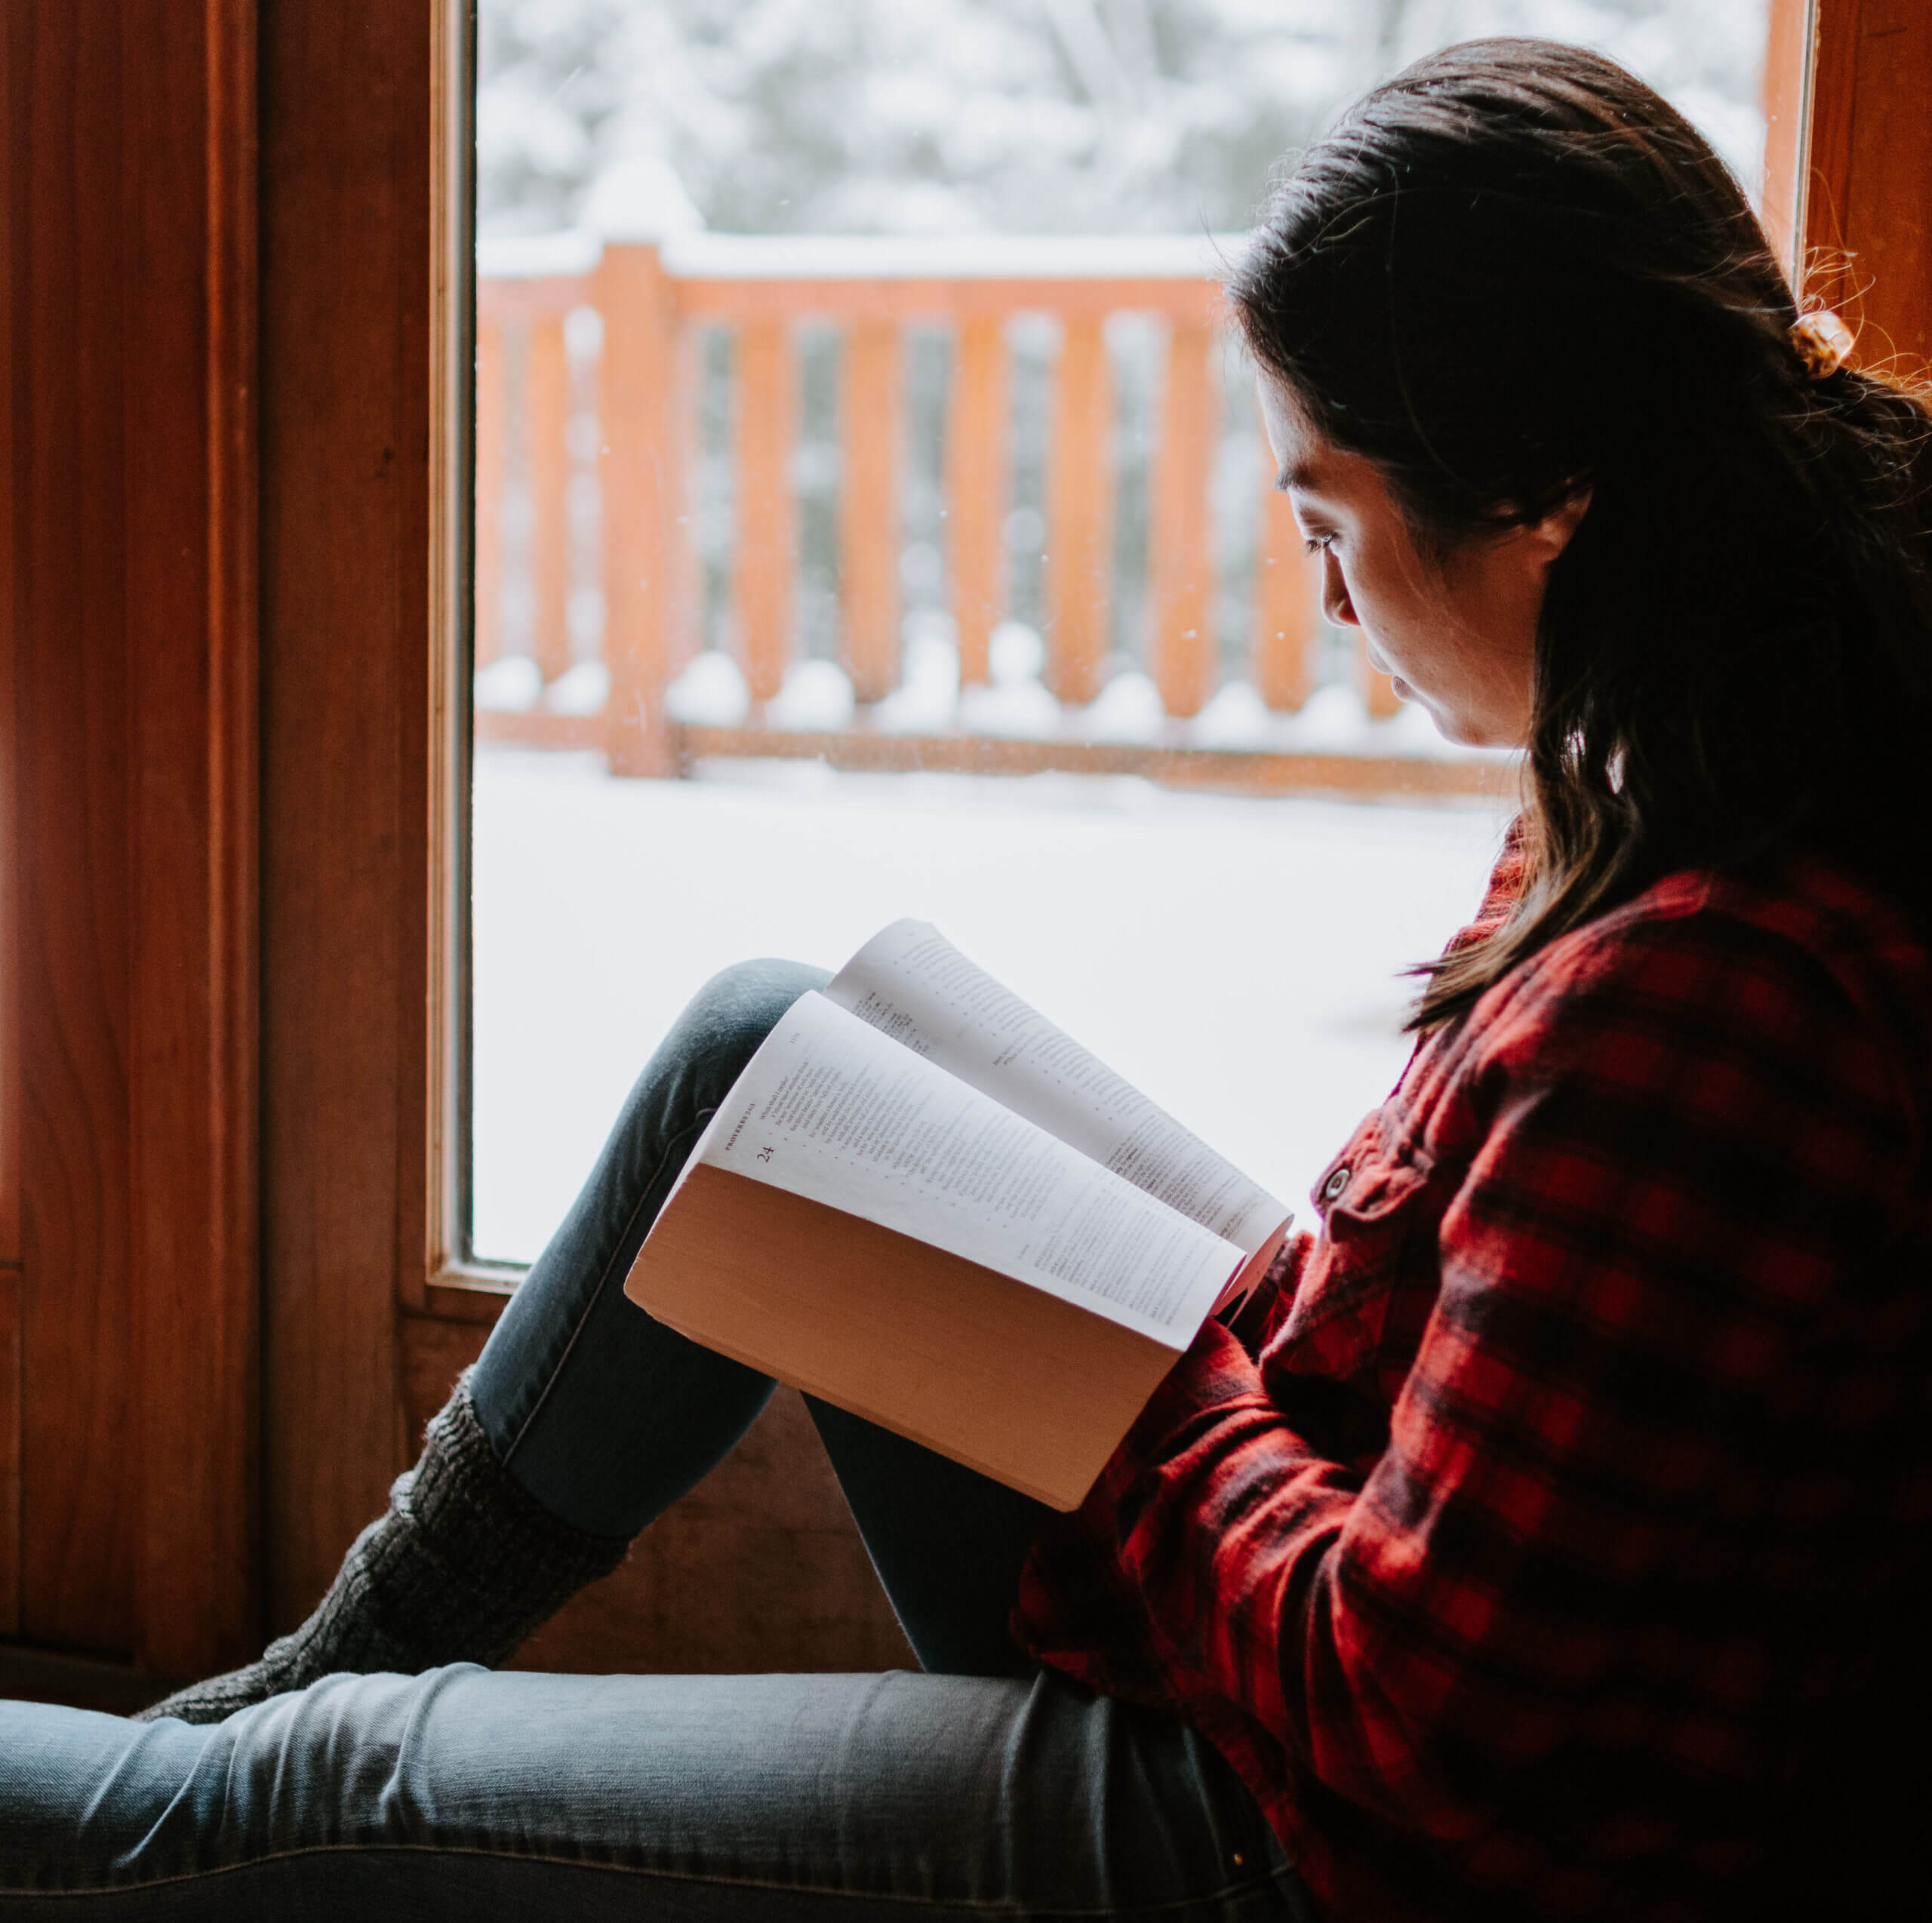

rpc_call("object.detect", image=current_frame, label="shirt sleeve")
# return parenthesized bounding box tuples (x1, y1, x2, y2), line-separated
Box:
(1020, 903, 1917, 1846)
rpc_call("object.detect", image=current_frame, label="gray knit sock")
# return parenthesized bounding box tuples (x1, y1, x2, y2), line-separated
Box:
(136, 1374, 630, 1724)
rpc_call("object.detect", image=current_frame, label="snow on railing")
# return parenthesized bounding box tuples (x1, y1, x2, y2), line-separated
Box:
(472, 227, 1503, 794)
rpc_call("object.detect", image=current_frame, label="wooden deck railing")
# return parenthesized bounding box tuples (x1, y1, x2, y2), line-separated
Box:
(474, 230, 1505, 798)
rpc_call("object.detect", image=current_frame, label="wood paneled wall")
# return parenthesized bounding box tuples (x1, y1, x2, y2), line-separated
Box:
(0, 4, 20, 1647)
(1, 2, 260, 1676)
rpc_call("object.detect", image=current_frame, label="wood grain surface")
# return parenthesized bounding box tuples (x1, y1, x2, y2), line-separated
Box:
(125, 0, 262, 1681)
(1804, 0, 1932, 366)
(1046, 318, 1112, 707)
(945, 316, 1009, 688)
(0, 1266, 18, 1636)
(257, 0, 432, 1630)
(1149, 320, 1217, 721)
(0, 14, 16, 1279)
(595, 242, 681, 777)
(3, 0, 260, 1672)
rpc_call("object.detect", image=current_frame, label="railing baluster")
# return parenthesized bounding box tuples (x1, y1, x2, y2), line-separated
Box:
(947, 315, 1008, 686)
(735, 319, 795, 706)
(1254, 485, 1318, 712)
(839, 322, 901, 703)
(597, 242, 677, 776)
(473, 311, 505, 668)
(528, 315, 572, 685)
(1047, 317, 1112, 706)
(1150, 319, 1217, 718)
(663, 325, 702, 692)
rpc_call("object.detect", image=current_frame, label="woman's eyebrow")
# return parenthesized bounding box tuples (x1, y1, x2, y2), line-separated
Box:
(1275, 459, 1322, 494)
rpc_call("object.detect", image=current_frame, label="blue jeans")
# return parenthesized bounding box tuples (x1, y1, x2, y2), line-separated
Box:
(0, 962, 1309, 1920)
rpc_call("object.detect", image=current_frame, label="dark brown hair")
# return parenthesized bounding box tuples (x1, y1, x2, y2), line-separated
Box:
(1229, 38, 1932, 1029)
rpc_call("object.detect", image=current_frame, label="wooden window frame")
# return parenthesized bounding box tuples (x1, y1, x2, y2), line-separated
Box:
(1, 0, 1927, 1692)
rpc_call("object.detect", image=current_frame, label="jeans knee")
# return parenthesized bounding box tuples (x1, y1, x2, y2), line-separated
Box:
(669, 957, 832, 1106)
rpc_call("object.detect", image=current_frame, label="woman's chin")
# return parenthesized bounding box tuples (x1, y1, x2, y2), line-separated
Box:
(1376, 668, 1525, 749)
(1420, 699, 1517, 751)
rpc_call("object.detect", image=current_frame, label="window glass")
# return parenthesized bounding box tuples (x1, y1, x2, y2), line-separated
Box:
(471, 0, 1772, 1264)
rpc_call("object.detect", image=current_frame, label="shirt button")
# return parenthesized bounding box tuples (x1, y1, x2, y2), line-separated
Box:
(1322, 1165, 1351, 1201)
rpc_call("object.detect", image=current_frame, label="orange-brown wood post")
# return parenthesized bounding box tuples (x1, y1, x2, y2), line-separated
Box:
(1046, 317, 1112, 706)
(527, 313, 572, 684)
(661, 325, 703, 689)
(1804, 0, 1932, 366)
(472, 310, 506, 668)
(0, 1267, 17, 1637)
(735, 319, 797, 706)
(1149, 320, 1217, 719)
(1759, 0, 1813, 279)
(0, 138, 16, 1289)
(0, 105, 16, 1623)
(1254, 486, 1319, 712)
(947, 315, 1008, 686)
(596, 242, 678, 775)
(839, 322, 902, 703)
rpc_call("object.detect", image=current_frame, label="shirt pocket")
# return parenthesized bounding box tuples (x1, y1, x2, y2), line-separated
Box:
(1267, 1108, 1436, 1389)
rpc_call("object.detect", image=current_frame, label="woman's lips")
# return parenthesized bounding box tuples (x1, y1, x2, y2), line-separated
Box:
(1366, 645, 1411, 703)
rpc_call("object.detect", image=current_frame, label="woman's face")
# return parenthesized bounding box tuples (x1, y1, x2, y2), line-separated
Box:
(1255, 376, 1586, 749)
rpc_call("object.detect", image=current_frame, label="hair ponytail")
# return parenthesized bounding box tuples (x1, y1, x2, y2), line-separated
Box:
(1229, 38, 1932, 1029)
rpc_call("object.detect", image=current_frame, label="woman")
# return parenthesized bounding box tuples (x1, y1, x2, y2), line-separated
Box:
(7, 37, 1928, 1921)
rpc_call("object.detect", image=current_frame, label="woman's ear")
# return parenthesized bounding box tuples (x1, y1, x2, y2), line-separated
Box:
(1529, 488, 1592, 560)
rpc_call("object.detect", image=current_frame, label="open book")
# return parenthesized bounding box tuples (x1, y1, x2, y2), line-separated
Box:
(624, 921, 1291, 1508)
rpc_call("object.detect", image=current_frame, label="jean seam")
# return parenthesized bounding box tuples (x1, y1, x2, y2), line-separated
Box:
(496, 1106, 717, 1471)
(5, 1840, 1304, 1915)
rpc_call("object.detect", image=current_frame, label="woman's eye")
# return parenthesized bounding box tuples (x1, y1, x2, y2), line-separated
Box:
(1302, 533, 1337, 557)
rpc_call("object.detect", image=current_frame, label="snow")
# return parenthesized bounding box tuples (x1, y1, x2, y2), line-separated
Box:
(952, 677, 1063, 740)
(470, 748, 1514, 1264)
(1293, 684, 1380, 749)
(478, 226, 1246, 284)
(484, 642, 1513, 761)
(988, 619, 1046, 684)
(664, 650, 751, 726)
(582, 153, 706, 242)
(1069, 669, 1168, 744)
(544, 660, 611, 716)
(1191, 678, 1274, 749)
(475, 230, 601, 282)
(474, 654, 544, 713)
(764, 658, 857, 731)
(869, 624, 961, 734)
(660, 229, 1245, 281)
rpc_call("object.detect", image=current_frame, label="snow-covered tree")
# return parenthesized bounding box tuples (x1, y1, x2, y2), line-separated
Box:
(478, 0, 1769, 238)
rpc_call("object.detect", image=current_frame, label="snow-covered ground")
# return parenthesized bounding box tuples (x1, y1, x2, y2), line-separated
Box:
(471, 749, 1514, 1263)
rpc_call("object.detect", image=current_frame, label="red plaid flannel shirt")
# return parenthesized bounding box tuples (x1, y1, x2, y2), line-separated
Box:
(1015, 838, 1932, 1919)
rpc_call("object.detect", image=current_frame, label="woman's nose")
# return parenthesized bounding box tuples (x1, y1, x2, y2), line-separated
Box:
(1321, 553, 1358, 626)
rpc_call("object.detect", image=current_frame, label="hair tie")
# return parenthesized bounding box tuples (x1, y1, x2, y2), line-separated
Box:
(1790, 308, 1856, 380)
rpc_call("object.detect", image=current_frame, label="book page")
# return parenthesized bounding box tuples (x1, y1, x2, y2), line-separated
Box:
(827, 920, 1289, 1254)
(683, 991, 1241, 1348)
